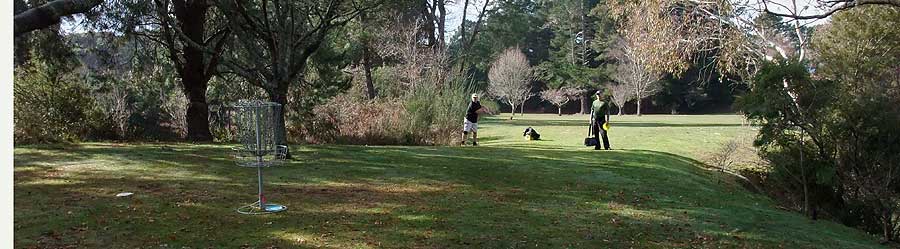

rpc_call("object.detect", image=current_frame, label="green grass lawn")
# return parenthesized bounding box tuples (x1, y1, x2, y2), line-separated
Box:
(14, 114, 884, 248)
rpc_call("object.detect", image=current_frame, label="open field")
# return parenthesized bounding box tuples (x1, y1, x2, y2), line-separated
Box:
(14, 114, 884, 248)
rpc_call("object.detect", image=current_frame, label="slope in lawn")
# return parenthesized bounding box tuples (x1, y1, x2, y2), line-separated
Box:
(14, 115, 883, 248)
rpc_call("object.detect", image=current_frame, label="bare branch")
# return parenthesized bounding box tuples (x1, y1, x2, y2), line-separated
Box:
(763, 0, 900, 20)
(488, 47, 533, 117)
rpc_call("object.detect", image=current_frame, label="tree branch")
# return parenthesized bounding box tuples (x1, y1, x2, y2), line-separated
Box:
(14, 0, 103, 36)
(764, 0, 900, 20)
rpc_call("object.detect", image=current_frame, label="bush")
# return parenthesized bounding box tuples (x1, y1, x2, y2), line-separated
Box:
(401, 80, 472, 145)
(298, 79, 473, 146)
(739, 61, 843, 217)
(83, 69, 184, 141)
(14, 61, 98, 144)
(300, 95, 405, 145)
(476, 95, 502, 115)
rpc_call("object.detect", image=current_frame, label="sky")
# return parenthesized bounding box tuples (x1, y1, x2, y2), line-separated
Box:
(443, 0, 829, 35)
(60, 0, 828, 35)
(445, 0, 490, 36)
(59, 0, 488, 35)
(744, 0, 831, 26)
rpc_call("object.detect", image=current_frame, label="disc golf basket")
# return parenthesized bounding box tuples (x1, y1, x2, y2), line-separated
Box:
(231, 100, 288, 214)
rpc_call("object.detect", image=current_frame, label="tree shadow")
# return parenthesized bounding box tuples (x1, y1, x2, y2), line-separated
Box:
(483, 118, 744, 128)
(472, 135, 503, 143)
(483, 118, 589, 127)
(609, 122, 744, 128)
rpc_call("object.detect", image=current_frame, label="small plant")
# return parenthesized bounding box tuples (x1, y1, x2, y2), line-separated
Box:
(540, 87, 579, 116)
(708, 139, 739, 172)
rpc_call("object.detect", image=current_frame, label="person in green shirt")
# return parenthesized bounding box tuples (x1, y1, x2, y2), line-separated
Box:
(590, 90, 611, 150)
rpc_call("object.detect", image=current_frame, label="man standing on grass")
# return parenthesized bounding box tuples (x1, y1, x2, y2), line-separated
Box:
(591, 90, 611, 150)
(462, 93, 485, 146)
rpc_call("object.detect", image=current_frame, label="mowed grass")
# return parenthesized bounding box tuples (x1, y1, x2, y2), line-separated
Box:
(14, 114, 883, 248)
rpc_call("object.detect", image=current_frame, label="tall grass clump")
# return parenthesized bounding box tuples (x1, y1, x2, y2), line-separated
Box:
(300, 76, 475, 146)
(402, 79, 473, 145)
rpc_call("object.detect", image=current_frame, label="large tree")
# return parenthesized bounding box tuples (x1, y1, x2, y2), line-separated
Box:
(153, 0, 230, 141)
(540, 0, 606, 114)
(813, 6, 900, 240)
(207, 0, 376, 147)
(605, 0, 816, 116)
(82, 0, 231, 141)
(421, 0, 448, 49)
(455, 0, 492, 73)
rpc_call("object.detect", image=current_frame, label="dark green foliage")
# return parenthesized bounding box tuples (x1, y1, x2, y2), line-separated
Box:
(818, 7, 900, 235)
(13, 26, 102, 144)
(14, 60, 97, 144)
(741, 55, 900, 239)
(536, 0, 609, 91)
(285, 32, 355, 142)
(653, 74, 702, 114)
(449, 0, 549, 91)
(739, 61, 841, 219)
(14, 30, 194, 143)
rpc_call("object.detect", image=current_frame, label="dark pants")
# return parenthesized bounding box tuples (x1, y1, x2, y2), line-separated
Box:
(592, 120, 611, 150)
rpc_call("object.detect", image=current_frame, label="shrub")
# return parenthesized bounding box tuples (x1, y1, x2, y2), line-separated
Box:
(401, 80, 472, 145)
(82, 69, 184, 141)
(14, 61, 100, 144)
(302, 95, 405, 145)
(475, 94, 502, 115)
(298, 79, 474, 146)
(706, 139, 739, 172)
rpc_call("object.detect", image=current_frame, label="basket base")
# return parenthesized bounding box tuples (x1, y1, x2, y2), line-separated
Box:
(236, 201, 287, 215)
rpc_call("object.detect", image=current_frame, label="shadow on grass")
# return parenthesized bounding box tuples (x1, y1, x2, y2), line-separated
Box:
(471, 135, 503, 143)
(483, 118, 743, 128)
(13, 144, 882, 248)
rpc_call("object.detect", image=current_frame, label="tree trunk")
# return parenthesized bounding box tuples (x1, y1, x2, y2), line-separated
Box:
(580, 95, 588, 115)
(803, 181, 809, 218)
(558, 106, 562, 116)
(269, 89, 290, 158)
(184, 84, 212, 141)
(14, 0, 103, 36)
(436, 0, 446, 49)
(362, 45, 377, 100)
(617, 106, 623, 115)
(636, 98, 643, 116)
(457, 0, 491, 74)
(883, 209, 893, 242)
(520, 102, 525, 116)
(176, 1, 213, 142)
(459, 0, 468, 45)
